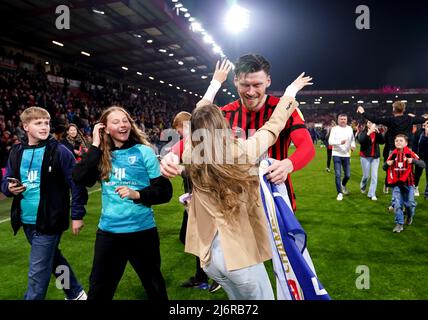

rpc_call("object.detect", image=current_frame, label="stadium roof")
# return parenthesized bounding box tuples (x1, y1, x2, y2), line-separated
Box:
(0, 0, 236, 98)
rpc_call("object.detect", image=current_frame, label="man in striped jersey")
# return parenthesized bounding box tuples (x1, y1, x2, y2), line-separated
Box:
(197, 54, 315, 211)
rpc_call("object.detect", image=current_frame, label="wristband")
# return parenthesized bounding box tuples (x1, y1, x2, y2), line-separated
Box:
(284, 84, 298, 98)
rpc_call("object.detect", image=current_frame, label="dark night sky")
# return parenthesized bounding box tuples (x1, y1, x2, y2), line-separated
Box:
(183, 0, 428, 91)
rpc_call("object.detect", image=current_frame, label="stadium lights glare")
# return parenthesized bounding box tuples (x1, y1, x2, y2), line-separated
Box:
(314, 102, 320, 104)
(416, 100, 423, 103)
(137, 71, 142, 76)
(195, 93, 198, 96)
(227, 92, 231, 95)
(201, 75, 208, 79)
(146, 39, 153, 43)
(188, 17, 195, 22)
(92, 9, 105, 15)
(133, 34, 142, 38)
(176, 86, 181, 90)
(45, 61, 49, 65)
(175, 3, 183, 8)
(212, 45, 221, 54)
(189, 91, 192, 94)
(183, 89, 187, 92)
(386, 100, 393, 103)
(222, 88, 227, 92)
(300, 101, 306, 105)
(81, 51, 90, 57)
(159, 80, 165, 84)
(343, 101, 349, 104)
(190, 68, 196, 72)
(184, 13, 191, 18)
(179, 7, 188, 12)
(121, 66, 128, 71)
(168, 83, 173, 87)
(169, 53, 174, 57)
(203, 35, 214, 44)
(371, 100, 379, 104)
(401, 100, 408, 103)
(328, 101, 335, 104)
(190, 22, 203, 32)
(224, 5, 250, 34)
(351, 96, 355, 99)
(178, 61, 184, 65)
(172, 0, 178, 2)
(158, 49, 167, 53)
(357, 100, 364, 103)
(149, 76, 155, 80)
(52, 40, 64, 47)
(232, 95, 235, 98)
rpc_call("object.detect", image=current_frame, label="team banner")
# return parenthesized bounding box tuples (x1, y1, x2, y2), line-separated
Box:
(259, 159, 331, 300)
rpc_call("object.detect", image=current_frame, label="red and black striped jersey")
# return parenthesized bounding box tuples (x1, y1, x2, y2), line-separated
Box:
(386, 146, 419, 186)
(219, 95, 314, 211)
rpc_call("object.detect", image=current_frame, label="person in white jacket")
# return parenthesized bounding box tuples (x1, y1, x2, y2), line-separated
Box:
(328, 114, 356, 200)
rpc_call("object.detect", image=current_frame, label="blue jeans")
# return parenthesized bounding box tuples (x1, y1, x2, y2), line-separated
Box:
(391, 186, 416, 225)
(202, 233, 274, 300)
(23, 225, 83, 300)
(333, 156, 351, 194)
(360, 157, 380, 198)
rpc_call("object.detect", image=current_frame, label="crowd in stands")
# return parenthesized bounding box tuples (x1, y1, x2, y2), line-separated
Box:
(0, 49, 197, 167)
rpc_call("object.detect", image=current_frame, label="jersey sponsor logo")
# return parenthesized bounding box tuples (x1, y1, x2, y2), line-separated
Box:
(128, 156, 137, 165)
(114, 168, 126, 180)
(28, 170, 38, 183)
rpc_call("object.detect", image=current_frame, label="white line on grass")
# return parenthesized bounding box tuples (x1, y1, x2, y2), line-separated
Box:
(0, 188, 101, 224)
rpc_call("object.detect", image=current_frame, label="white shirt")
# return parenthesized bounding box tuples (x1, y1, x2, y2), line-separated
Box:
(328, 125, 356, 157)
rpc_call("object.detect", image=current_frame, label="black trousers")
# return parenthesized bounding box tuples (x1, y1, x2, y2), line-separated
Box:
(179, 209, 208, 283)
(88, 227, 168, 300)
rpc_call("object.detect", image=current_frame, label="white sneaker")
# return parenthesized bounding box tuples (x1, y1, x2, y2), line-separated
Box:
(337, 193, 343, 201)
(371, 196, 377, 201)
(414, 187, 420, 197)
(66, 290, 87, 300)
(341, 185, 349, 195)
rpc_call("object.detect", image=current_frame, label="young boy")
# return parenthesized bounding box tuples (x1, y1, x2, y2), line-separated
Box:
(384, 134, 426, 233)
(0, 107, 88, 300)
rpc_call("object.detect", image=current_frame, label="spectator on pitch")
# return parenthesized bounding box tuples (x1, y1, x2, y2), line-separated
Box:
(383, 134, 426, 233)
(413, 121, 428, 199)
(72, 106, 172, 300)
(356, 120, 385, 201)
(323, 120, 335, 173)
(328, 114, 356, 201)
(161, 72, 312, 300)
(170, 111, 212, 291)
(0, 106, 88, 300)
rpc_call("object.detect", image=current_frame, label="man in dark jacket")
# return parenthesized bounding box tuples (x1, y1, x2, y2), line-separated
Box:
(0, 107, 88, 300)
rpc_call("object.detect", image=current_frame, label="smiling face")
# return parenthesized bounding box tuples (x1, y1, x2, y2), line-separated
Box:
(23, 118, 50, 145)
(394, 136, 408, 150)
(67, 125, 78, 138)
(234, 70, 271, 112)
(105, 110, 132, 147)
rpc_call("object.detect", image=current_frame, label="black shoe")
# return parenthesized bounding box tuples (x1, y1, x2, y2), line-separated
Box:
(209, 281, 222, 293)
(181, 277, 207, 288)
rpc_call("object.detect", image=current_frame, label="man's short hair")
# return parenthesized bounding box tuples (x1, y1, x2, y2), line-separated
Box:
(395, 133, 408, 142)
(338, 114, 348, 119)
(234, 54, 271, 77)
(172, 111, 191, 129)
(392, 101, 406, 114)
(20, 107, 50, 123)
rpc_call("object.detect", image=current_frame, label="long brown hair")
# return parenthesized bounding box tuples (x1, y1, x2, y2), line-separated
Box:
(98, 106, 151, 181)
(186, 104, 259, 223)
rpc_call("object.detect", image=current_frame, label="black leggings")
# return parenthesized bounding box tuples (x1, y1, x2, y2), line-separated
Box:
(88, 227, 168, 300)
